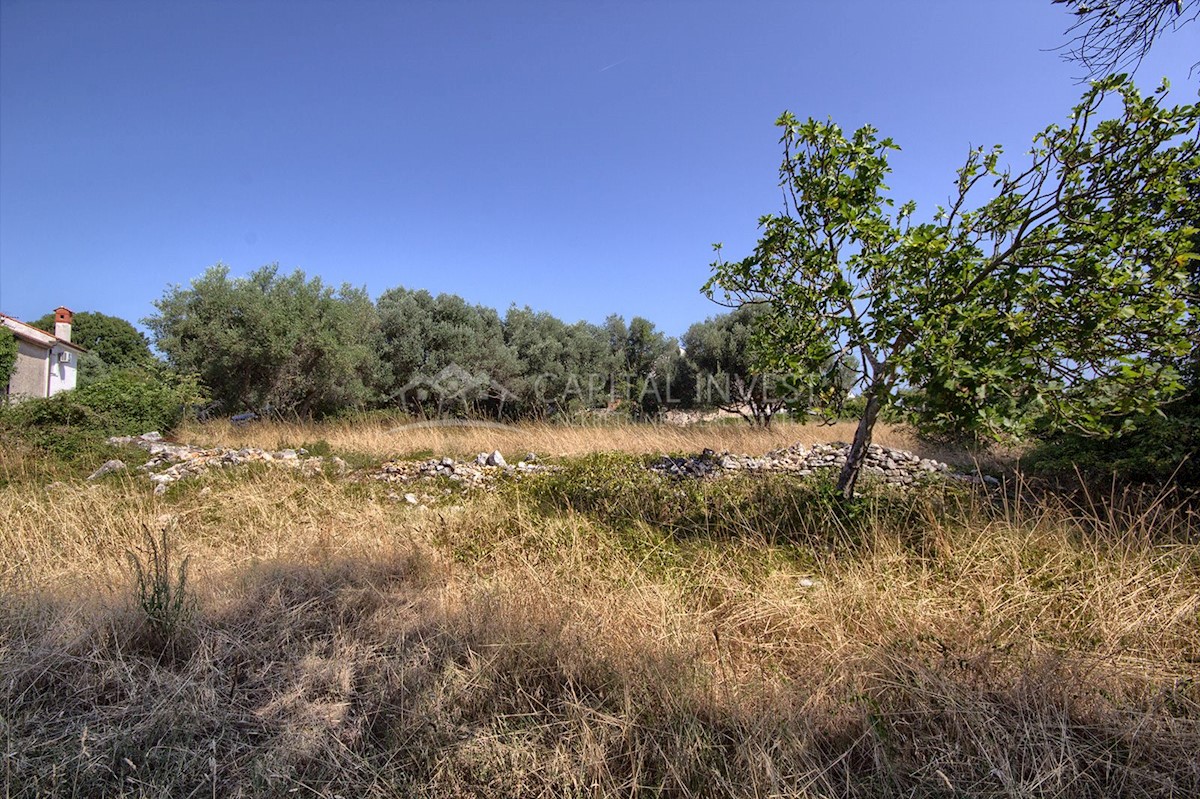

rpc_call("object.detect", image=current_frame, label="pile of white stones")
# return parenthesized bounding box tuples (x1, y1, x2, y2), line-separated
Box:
(374, 450, 551, 490)
(652, 442, 998, 488)
(102, 432, 348, 494)
(98, 433, 998, 496)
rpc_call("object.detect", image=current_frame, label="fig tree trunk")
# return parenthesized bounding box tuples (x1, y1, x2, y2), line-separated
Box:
(836, 390, 882, 501)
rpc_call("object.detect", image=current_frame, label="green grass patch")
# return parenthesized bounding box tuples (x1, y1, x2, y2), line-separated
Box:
(512, 452, 953, 550)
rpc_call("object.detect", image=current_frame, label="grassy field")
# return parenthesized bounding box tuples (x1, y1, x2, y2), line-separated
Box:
(1, 421, 1197, 797)
(176, 416, 999, 470)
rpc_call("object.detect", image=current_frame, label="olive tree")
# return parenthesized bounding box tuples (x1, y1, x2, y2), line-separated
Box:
(706, 76, 1199, 500)
(147, 264, 387, 417)
(503, 306, 625, 416)
(683, 306, 787, 427)
(377, 286, 521, 417)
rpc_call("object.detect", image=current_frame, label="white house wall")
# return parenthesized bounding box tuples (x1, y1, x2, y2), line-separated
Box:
(47, 344, 77, 396)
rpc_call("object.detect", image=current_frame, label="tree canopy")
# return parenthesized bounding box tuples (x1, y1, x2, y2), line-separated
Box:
(30, 309, 155, 386)
(683, 306, 785, 426)
(31, 310, 154, 369)
(377, 287, 522, 416)
(146, 264, 387, 417)
(707, 76, 1200, 498)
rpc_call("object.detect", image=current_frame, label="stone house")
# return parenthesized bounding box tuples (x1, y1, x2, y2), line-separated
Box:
(1, 307, 86, 400)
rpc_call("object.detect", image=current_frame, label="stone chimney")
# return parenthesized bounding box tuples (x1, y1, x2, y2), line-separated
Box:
(54, 307, 73, 342)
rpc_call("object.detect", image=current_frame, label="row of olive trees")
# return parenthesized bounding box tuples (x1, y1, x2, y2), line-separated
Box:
(375, 286, 696, 419)
(143, 265, 804, 421)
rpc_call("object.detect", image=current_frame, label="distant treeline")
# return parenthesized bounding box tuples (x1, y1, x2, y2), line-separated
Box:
(143, 264, 850, 423)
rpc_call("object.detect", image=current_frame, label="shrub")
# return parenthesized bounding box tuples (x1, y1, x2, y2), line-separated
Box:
(72, 369, 195, 435)
(1024, 400, 1200, 488)
(126, 524, 194, 654)
(0, 397, 108, 462)
(0, 368, 204, 463)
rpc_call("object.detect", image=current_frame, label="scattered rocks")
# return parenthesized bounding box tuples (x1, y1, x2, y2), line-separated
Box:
(106, 432, 349, 492)
(87, 459, 127, 481)
(650, 441, 996, 489)
(105, 431, 999, 498)
(473, 451, 509, 468)
(374, 453, 554, 491)
(651, 449, 723, 478)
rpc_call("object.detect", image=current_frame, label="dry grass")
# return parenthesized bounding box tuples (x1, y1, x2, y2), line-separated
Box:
(1, 430, 1196, 796)
(177, 415, 992, 467)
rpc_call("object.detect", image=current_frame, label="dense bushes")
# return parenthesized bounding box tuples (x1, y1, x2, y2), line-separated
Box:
(0, 369, 202, 462)
(1025, 395, 1200, 487)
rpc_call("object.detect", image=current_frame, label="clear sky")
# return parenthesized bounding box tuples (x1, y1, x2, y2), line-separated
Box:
(1, 0, 1196, 339)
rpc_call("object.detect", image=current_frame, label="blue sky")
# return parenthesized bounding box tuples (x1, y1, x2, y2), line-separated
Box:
(1, 0, 1196, 340)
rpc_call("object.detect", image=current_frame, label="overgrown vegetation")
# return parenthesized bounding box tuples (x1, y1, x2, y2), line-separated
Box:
(0, 368, 202, 464)
(0, 9, 1194, 796)
(1026, 392, 1200, 485)
(0, 433, 1196, 796)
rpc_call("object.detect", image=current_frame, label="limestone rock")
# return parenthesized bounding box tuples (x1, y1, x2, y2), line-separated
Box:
(649, 440, 997, 490)
(87, 460, 127, 481)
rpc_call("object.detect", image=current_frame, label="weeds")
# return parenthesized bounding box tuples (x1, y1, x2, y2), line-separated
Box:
(125, 523, 193, 647)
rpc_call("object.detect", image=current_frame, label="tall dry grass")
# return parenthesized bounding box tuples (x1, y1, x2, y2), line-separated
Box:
(2, 441, 1197, 796)
(176, 415, 990, 467)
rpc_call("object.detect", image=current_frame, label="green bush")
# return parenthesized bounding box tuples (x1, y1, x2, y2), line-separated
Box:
(0, 328, 16, 389)
(1024, 397, 1200, 487)
(0, 368, 204, 463)
(73, 369, 193, 435)
(0, 394, 113, 462)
